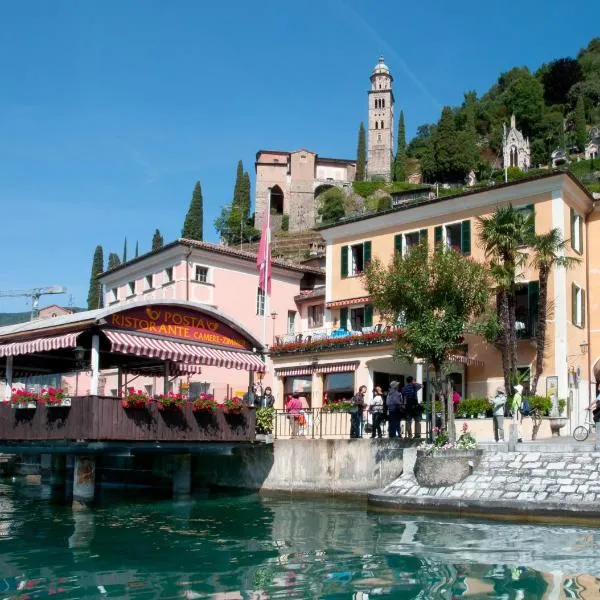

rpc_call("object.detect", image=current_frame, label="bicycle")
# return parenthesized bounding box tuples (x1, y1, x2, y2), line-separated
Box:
(573, 408, 596, 442)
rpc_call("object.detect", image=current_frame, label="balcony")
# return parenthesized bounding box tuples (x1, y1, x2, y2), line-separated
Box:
(271, 326, 400, 356)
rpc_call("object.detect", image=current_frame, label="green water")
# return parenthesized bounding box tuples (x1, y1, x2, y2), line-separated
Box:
(0, 481, 599, 599)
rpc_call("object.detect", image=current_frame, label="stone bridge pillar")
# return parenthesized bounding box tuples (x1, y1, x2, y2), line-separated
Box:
(73, 456, 96, 510)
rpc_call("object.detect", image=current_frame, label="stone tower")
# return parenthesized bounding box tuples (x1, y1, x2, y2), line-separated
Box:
(367, 56, 394, 181)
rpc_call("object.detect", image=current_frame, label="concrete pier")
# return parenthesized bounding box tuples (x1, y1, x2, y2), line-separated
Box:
(72, 456, 96, 509)
(172, 454, 192, 498)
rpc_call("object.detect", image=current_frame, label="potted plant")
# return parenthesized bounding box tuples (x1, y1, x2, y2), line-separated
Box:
(121, 388, 150, 409)
(10, 388, 38, 409)
(192, 394, 217, 412)
(223, 396, 245, 414)
(156, 392, 187, 411)
(40, 387, 70, 407)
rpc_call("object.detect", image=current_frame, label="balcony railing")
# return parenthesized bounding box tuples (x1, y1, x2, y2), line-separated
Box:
(271, 325, 400, 355)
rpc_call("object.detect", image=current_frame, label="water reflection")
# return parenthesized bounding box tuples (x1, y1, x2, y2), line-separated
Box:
(0, 481, 599, 598)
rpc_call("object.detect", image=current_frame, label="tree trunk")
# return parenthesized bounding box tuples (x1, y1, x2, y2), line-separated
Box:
(446, 377, 456, 441)
(530, 265, 549, 396)
(497, 291, 511, 394)
(507, 289, 518, 388)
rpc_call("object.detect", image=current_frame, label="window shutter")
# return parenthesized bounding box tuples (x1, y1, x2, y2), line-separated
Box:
(581, 288, 586, 328)
(528, 281, 539, 337)
(363, 241, 372, 267)
(394, 234, 403, 255)
(434, 226, 443, 246)
(526, 205, 535, 235)
(461, 220, 471, 255)
(340, 307, 348, 330)
(419, 229, 428, 246)
(341, 245, 348, 278)
(579, 213, 584, 254)
(570, 208, 575, 250)
(571, 283, 577, 325)
(364, 304, 373, 327)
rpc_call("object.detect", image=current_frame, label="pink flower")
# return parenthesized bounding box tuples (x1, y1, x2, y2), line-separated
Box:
(462, 422, 468, 433)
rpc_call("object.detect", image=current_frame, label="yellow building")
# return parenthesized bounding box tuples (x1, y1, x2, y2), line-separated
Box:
(269, 172, 599, 427)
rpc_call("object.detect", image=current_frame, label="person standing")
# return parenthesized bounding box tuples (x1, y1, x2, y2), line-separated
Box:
(261, 386, 275, 408)
(350, 385, 367, 439)
(386, 381, 404, 438)
(492, 387, 507, 442)
(402, 376, 422, 439)
(511, 384, 523, 443)
(370, 386, 385, 438)
(286, 392, 303, 437)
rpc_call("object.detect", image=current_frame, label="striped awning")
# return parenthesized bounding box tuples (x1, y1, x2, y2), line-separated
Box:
(325, 296, 371, 309)
(122, 361, 203, 377)
(0, 332, 81, 358)
(275, 366, 314, 377)
(104, 330, 265, 372)
(448, 354, 484, 367)
(315, 361, 360, 374)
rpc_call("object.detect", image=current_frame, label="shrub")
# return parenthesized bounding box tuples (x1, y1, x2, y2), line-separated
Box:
(256, 407, 274, 434)
(281, 214, 289, 231)
(456, 397, 491, 417)
(525, 395, 552, 416)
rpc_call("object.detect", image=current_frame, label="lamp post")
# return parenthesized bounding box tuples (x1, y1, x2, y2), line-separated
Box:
(271, 312, 278, 346)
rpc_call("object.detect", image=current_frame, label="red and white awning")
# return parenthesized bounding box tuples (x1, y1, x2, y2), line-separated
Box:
(315, 361, 360, 374)
(0, 332, 81, 358)
(275, 366, 314, 377)
(104, 330, 265, 372)
(325, 296, 371, 309)
(448, 354, 484, 367)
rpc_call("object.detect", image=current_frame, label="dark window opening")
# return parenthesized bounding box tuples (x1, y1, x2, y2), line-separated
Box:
(351, 244, 364, 275)
(445, 223, 462, 252)
(375, 121, 378, 130)
(381, 120, 384, 129)
(270, 186, 284, 215)
(350, 307, 365, 331)
(515, 281, 539, 339)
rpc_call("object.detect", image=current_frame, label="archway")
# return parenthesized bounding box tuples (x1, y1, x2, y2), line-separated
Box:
(270, 186, 284, 215)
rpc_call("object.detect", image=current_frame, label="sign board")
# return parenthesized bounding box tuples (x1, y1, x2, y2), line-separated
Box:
(109, 306, 251, 350)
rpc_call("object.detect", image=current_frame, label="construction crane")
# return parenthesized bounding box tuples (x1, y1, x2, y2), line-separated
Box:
(0, 286, 67, 321)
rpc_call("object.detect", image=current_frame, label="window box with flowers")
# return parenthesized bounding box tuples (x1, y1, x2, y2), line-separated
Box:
(223, 396, 246, 414)
(156, 392, 187, 411)
(192, 394, 217, 412)
(121, 388, 150, 409)
(41, 388, 71, 407)
(10, 389, 38, 409)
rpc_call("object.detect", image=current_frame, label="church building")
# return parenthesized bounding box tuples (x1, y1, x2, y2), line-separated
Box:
(503, 114, 531, 170)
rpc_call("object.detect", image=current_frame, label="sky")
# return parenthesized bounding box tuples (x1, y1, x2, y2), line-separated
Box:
(0, 0, 598, 312)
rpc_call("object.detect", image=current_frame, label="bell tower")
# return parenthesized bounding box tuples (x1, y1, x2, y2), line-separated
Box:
(367, 56, 394, 181)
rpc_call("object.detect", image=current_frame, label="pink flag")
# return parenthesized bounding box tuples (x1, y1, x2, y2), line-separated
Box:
(256, 208, 271, 295)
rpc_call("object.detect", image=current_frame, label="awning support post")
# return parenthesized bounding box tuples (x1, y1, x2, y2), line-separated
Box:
(117, 367, 122, 399)
(90, 335, 100, 395)
(4, 356, 13, 401)
(164, 361, 170, 395)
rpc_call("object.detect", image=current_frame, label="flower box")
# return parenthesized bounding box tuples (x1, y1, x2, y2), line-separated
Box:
(12, 402, 37, 410)
(192, 395, 217, 412)
(10, 389, 38, 409)
(156, 393, 187, 412)
(222, 396, 246, 414)
(47, 398, 71, 408)
(121, 388, 150, 410)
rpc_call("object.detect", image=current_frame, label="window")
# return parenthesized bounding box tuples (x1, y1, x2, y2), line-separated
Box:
(164, 267, 174, 285)
(342, 304, 373, 331)
(308, 304, 324, 329)
(375, 121, 378, 130)
(515, 281, 539, 339)
(394, 229, 428, 255)
(111, 288, 118, 302)
(127, 281, 136, 296)
(195, 266, 209, 283)
(144, 384, 153, 397)
(145, 274, 154, 290)
(434, 220, 471, 255)
(382, 99, 385, 108)
(287, 310, 296, 335)
(341, 241, 371, 278)
(571, 208, 583, 254)
(256, 288, 265, 316)
(380, 120, 384, 129)
(572, 283, 585, 328)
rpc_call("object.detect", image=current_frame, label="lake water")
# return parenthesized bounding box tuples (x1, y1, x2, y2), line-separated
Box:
(0, 480, 599, 599)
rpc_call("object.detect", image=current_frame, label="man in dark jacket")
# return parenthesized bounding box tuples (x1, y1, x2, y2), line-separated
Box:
(386, 381, 404, 438)
(402, 376, 423, 438)
(350, 385, 367, 438)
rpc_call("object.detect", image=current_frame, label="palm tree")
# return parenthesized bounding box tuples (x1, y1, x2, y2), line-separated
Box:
(529, 229, 580, 395)
(478, 205, 534, 393)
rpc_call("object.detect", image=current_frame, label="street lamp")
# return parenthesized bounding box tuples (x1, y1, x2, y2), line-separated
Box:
(271, 312, 278, 346)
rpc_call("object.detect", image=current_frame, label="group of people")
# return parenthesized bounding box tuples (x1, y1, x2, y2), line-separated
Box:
(491, 384, 526, 442)
(349, 377, 423, 439)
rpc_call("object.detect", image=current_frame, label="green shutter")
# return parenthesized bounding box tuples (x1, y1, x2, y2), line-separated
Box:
(461, 220, 471, 255)
(341, 245, 348, 278)
(363, 241, 372, 267)
(434, 226, 443, 246)
(364, 304, 373, 327)
(570, 208, 575, 251)
(340, 307, 348, 330)
(528, 281, 539, 337)
(572, 283, 577, 325)
(419, 229, 428, 246)
(394, 234, 403, 255)
(579, 213, 584, 254)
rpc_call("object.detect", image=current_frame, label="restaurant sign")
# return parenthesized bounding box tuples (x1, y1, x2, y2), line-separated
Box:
(109, 306, 250, 349)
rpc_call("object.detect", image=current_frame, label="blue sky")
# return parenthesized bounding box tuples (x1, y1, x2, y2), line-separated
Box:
(0, 0, 598, 311)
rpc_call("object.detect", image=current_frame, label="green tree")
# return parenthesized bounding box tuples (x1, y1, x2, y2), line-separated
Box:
(356, 123, 366, 181)
(318, 187, 345, 224)
(86, 245, 104, 310)
(541, 58, 583, 106)
(433, 106, 470, 182)
(135, 240, 139, 258)
(152, 229, 164, 251)
(107, 252, 121, 269)
(393, 111, 407, 182)
(122, 237, 127, 263)
(530, 230, 579, 395)
(574, 95, 587, 151)
(477, 206, 534, 393)
(460, 91, 480, 174)
(504, 72, 544, 137)
(182, 181, 204, 241)
(363, 243, 491, 441)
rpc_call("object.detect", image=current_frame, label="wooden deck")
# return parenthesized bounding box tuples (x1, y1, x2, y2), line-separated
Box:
(0, 397, 256, 443)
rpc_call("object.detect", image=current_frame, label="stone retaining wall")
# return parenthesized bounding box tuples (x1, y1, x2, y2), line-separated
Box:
(369, 447, 600, 521)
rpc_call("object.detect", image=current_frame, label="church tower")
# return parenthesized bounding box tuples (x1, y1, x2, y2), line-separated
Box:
(367, 56, 394, 181)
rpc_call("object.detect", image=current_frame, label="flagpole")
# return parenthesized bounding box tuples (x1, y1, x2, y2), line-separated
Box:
(262, 188, 272, 349)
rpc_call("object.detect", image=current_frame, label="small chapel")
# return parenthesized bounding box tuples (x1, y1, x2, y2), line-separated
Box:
(503, 114, 531, 170)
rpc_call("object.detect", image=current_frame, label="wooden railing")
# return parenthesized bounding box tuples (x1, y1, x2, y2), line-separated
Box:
(0, 397, 256, 443)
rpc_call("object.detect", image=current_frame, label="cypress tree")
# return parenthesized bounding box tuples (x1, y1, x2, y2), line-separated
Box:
(107, 252, 121, 269)
(232, 160, 244, 209)
(393, 111, 407, 182)
(152, 229, 164, 251)
(356, 123, 366, 181)
(86, 245, 104, 310)
(434, 106, 466, 182)
(574, 95, 587, 152)
(122, 237, 128, 263)
(182, 181, 204, 241)
(134, 240, 139, 258)
(242, 171, 251, 220)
